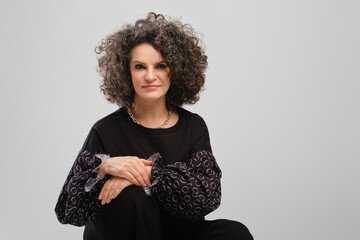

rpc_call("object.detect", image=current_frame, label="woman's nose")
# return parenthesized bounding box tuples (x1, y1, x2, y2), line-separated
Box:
(145, 67, 156, 82)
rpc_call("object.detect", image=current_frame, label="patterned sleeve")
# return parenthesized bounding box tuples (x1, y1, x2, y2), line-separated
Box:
(150, 150, 222, 221)
(55, 150, 110, 226)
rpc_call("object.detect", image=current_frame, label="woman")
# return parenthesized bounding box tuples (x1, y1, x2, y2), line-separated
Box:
(55, 12, 253, 240)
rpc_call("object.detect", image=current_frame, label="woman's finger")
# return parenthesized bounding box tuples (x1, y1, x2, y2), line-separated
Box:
(136, 161, 152, 187)
(100, 180, 110, 205)
(99, 186, 104, 200)
(103, 180, 114, 204)
(103, 177, 118, 204)
(105, 179, 118, 204)
(139, 159, 152, 187)
(142, 159, 153, 166)
(109, 180, 121, 201)
(132, 159, 151, 187)
(124, 170, 141, 186)
(128, 158, 150, 187)
(111, 182, 123, 199)
(129, 164, 148, 187)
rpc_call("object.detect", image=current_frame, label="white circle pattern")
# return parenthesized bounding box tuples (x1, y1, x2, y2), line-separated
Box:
(151, 150, 222, 221)
(55, 150, 108, 226)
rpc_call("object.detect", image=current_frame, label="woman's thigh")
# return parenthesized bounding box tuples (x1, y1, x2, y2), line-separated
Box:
(194, 219, 253, 240)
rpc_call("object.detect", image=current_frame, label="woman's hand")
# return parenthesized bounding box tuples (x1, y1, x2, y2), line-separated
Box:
(98, 176, 132, 205)
(98, 156, 153, 187)
(98, 162, 154, 205)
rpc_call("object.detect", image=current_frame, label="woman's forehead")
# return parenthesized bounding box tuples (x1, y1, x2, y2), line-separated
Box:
(130, 43, 165, 63)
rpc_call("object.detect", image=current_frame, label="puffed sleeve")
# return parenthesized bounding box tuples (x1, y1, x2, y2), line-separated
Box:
(150, 115, 222, 221)
(55, 129, 110, 226)
(151, 151, 221, 221)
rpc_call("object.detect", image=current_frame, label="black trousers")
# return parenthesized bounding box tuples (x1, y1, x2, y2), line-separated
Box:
(84, 186, 253, 240)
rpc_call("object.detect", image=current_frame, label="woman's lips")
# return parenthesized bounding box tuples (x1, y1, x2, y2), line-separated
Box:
(142, 85, 160, 90)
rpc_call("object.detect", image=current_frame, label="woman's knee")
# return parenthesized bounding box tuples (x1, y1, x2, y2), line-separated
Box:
(199, 219, 253, 240)
(223, 220, 253, 239)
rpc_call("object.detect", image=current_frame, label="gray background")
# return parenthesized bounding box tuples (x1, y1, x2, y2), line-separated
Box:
(0, 0, 359, 239)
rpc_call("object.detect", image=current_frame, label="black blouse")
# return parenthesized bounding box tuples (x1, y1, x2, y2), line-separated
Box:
(55, 107, 222, 226)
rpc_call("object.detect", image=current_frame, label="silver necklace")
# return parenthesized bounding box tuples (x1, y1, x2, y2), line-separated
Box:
(127, 107, 172, 129)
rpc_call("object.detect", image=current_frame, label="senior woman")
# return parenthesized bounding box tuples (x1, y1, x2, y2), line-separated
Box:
(55, 12, 253, 240)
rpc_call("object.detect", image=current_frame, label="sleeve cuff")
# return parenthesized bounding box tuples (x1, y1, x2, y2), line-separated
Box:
(142, 153, 161, 196)
(84, 153, 111, 192)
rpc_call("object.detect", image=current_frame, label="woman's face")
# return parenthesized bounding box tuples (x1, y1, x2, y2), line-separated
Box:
(130, 43, 170, 105)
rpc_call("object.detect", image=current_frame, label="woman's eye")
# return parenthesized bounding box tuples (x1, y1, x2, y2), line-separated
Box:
(135, 64, 145, 69)
(157, 64, 168, 69)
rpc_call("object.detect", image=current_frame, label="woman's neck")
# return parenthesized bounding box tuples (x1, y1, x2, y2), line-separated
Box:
(130, 97, 170, 128)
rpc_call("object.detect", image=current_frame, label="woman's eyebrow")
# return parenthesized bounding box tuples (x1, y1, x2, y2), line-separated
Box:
(132, 60, 167, 65)
(132, 60, 144, 64)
